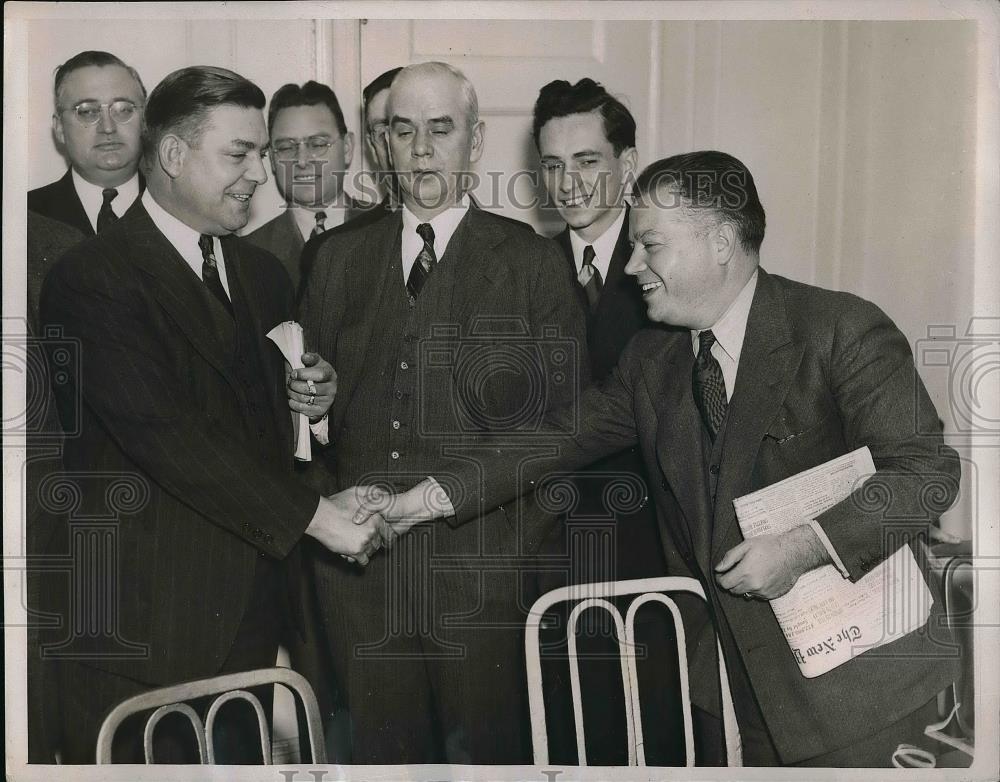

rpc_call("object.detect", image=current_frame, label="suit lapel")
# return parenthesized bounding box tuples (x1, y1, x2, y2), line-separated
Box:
(591, 205, 632, 322)
(710, 270, 804, 558)
(331, 212, 402, 433)
(125, 203, 240, 391)
(57, 170, 96, 237)
(644, 337, 710, 565)
(451, 208, 510, 324)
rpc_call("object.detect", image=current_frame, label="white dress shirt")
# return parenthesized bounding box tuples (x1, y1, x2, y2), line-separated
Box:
(142, 190, 230, 297)
(73, 169, 141, 233)
(691, 269, 848, 576)
(567, 205, 627, 281)
(290, 203, 347, 242)
(400, 195, 471, 282)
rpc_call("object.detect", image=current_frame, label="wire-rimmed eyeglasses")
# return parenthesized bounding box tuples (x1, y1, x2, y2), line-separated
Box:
(60, 100, 142, 127)
(271, 136, 340, 162)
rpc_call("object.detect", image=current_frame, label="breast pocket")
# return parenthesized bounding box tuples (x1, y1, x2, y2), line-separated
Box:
(759, 407, 846, 479)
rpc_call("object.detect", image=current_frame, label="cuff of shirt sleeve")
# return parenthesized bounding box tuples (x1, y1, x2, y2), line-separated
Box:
(309, 414, 330, 445)
(808, 519, 850, 578)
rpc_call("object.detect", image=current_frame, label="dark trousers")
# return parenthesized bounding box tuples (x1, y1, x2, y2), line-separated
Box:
(54, 557, 283, 764)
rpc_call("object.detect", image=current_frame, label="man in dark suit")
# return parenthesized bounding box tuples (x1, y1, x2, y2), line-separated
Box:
(28, 51, 146, 236)
(530, 77, 682, 764)
(372, 150, 962, 767)
(39, 65, 386, 764)
(296, 61, 587, 763)
(296, 68, 402, 297)
(244, 81, 371, 293)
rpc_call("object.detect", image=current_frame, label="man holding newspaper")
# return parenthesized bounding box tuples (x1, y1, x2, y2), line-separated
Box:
(343, 151, 962, 766)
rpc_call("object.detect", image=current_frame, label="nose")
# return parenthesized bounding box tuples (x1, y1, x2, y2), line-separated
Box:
(294, 140, 309, 167)
(247, 152, 268, 185)
(412, 127, 432, 158)
(97, 105, 116, 134)
(624, 242, 645, 276)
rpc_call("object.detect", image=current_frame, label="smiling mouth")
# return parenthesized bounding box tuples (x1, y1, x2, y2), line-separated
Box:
(640, 281, 663, 296)
(228, 193, 252, 205)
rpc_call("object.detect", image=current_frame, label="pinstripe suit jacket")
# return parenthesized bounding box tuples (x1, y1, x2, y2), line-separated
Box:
(39, 200, 319, 685)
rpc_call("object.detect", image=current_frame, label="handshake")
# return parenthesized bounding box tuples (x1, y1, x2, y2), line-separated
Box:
(303, 480, 452, 566)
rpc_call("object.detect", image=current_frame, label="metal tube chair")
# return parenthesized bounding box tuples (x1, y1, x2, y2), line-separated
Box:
(525, 575, 742, 766)
(95, 667, 326, 764)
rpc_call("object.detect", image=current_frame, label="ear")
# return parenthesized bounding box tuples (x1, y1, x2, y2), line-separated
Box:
(342, 130, 356, 169)
(618, 146, 639, 200)
(52, 112, 66, 148)
(714, 221, 738, 265)
(469, 120, 486, 164)
(158, 134, 187, 179)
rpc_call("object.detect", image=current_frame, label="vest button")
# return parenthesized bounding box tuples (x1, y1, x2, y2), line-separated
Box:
(400, 361, 409, 370)
(710, 464, 720, 475)
(392, 420, 401, 430)
(391, 451, 400, 460)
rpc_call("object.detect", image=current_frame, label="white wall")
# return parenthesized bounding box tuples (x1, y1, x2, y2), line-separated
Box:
(21, 15, 984, 535)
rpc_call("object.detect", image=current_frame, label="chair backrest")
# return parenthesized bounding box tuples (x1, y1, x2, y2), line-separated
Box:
(525, 575, 741, 766)
(95, 667, 326, 764)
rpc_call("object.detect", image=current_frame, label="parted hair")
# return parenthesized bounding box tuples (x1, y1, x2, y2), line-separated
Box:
(634, 150, 767, 255)
(532, 78, 636, 155)
(53, 50, 146, 107)
(362, 67, 403, 116)
(141, 66, 265, 161)
(267, 81, 348, 136)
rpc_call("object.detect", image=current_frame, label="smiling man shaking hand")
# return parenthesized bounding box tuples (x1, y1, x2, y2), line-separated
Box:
(39, 66, 386, 764)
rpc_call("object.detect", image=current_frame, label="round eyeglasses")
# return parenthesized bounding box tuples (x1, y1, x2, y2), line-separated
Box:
(61, 100, 142, 127)
(271, 136, 339, 162)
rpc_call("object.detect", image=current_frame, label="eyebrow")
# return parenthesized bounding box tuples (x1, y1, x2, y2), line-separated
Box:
(230, 139, 263, 151)
(571, 149, 603, 159)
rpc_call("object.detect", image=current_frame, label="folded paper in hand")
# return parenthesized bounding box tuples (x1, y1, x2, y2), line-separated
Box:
(266, 321, 310, 461)
(733, 447, 933, 678)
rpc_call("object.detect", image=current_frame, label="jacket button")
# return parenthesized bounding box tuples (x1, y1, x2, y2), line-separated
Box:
(710, 464, 720, 475)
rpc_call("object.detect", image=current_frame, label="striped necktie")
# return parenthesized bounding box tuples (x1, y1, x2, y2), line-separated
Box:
(197, 234, 234, 318)
(578, 244, 603, 313)
(692, 329, 728, 440)
(406, 222, 437, 300)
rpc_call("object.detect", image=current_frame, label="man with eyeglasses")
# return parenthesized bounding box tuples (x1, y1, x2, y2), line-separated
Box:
(29, 50, 146, 236)
(244, 81, 371, 294)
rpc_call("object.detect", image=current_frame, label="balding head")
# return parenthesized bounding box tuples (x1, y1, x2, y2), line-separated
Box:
(384, 61, 485, 219)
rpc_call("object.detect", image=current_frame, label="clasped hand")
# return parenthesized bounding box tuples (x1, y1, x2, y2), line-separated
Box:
(287, 352, 335, 422)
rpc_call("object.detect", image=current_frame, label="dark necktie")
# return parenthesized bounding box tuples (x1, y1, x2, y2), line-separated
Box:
(406, 222, 437, 300)
(197, 234, 234, 318)
(97, 188, 119, 233)
(312, 210, 327, 237)
(692, 329, 728, 440)
(578, 245, 603, 313)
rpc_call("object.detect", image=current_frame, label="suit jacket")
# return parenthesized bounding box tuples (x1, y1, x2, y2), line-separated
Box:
(244, 196, 371, 295)
(550, 210, 668, 580)
(450, 268, 962, 762)
(28, 169, 145, 237)
(39, 201, 319, 685)
(554, 206, 651, 380)
(301, 205, 588, 557)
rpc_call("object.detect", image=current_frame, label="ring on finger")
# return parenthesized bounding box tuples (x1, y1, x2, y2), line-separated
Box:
(307, 393, 316, 406)
(306, 379, 317, 395)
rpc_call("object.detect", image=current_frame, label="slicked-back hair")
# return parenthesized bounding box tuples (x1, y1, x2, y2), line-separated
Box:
(267, 81, 347, 136)
(363, 67, 403, 116)
(634, 151, 766, 255)
(53, 50, 146, 108)
(391, 61, 479, 126)
(532, 78, 636, 155)
(141, 66, 265, 162)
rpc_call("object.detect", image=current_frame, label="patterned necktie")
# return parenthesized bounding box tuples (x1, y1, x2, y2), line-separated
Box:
(197, 234, 234, 317)
(578, 244, 603, 313)
(97, 188, 119, 233)
(406, 222, 437, 300)
(692, 329, 728, 440)
(312, 210, 327, 237)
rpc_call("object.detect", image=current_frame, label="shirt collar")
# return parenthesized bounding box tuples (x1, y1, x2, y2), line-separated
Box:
(290, 203, 348, 241)
(690, 269, 759, 365)
(568, 205, 627, 280)
(72, 169, 141, 232)
(141, 190, 230, 295)
(401, 194, 471, 262)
